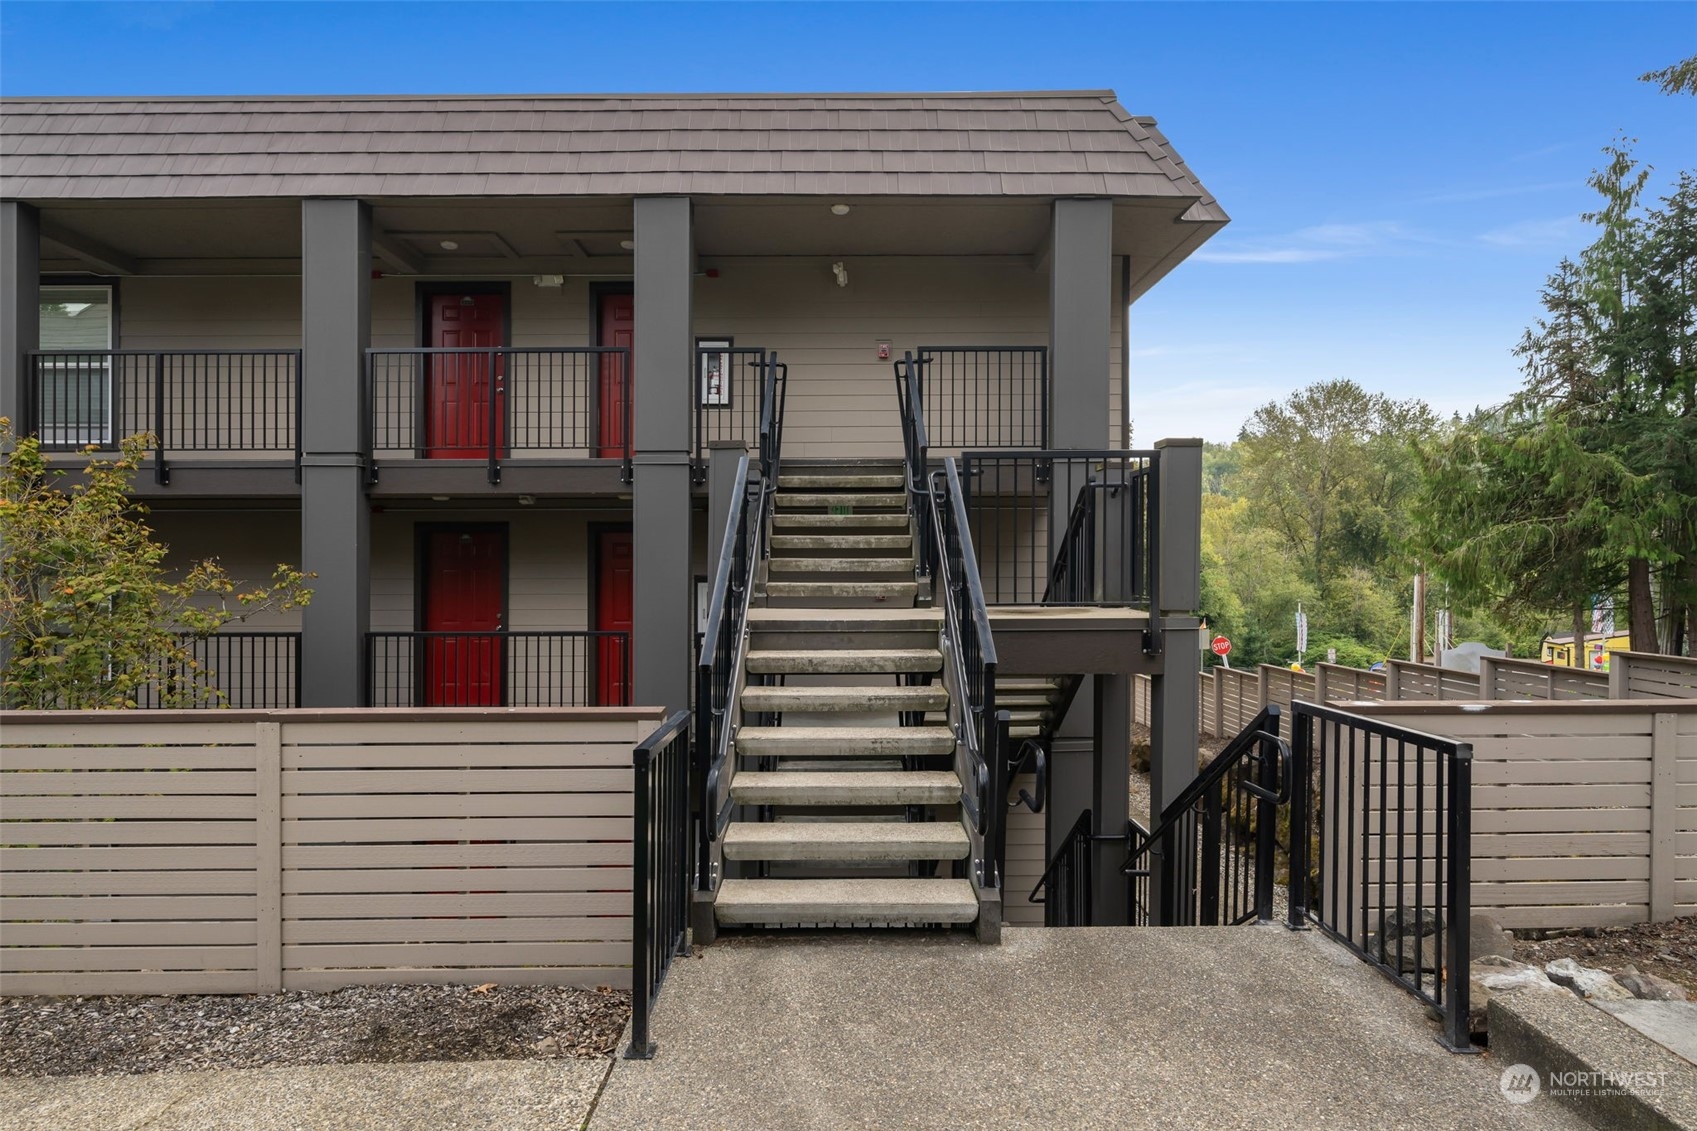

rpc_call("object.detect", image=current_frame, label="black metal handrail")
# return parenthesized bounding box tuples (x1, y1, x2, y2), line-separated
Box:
(894, 352, 937, 581)
(927, 458, 1000, 890)
(756, 350, 788, 485)
(1288, 701, 1474, 1052)
(1030, 808, 1094, 926)
(27, 350, 302, 485)
(626, 708, 692, 1060)
(692, 346, 770, 468)
(366, 347, 633, 485)
(694, 456, 762, 888)
(961, 450, 1160, 612)
(1121, 705, 1290, 927)
(365, 630, 630, 707)
(913, 346, 1047, 450)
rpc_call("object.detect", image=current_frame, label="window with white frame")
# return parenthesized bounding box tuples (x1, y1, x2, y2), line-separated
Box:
(38, 285, 114, 447)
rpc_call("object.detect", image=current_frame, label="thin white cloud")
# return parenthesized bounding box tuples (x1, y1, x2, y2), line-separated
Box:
(1191, 221, 1412, 265)
(1477, 217, 1585, 250)
(1412, 180, 1574, 206)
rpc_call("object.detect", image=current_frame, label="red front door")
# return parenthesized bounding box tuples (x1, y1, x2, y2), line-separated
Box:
(597, 292, 634, 458)
(422, 528, 505, 706)
(428, 293, 505, 458)
(594, 530, 633, 705)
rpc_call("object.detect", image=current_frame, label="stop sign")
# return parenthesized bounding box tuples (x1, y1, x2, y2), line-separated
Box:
(1211, 636, 1232, 657)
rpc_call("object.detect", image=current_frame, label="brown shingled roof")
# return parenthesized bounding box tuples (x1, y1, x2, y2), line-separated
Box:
(0, 91, 1225, 216)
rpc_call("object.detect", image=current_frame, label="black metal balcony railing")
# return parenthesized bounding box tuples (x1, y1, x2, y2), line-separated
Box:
(959, 450, 1159, 609)
(913, 346, 1047, 450)
(27, 351, 301, 485)
(366, 347, 633, 485)
(365, 630, 631, 708)
(133, 631, 302, 710)
(691, 346, 773, 467)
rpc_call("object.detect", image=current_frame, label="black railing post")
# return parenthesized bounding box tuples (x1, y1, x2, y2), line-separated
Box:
(153, 353, 169, 485)
(626, 742, 655, 1060)
(294, 350, 305, 484)
(1198, 787, 1222, 926)
(1443, 742, 1474, 1052)
(1254, 715, 1280, 924)
(1287, 707, 1312, 930)
(486, 348, 501, 485)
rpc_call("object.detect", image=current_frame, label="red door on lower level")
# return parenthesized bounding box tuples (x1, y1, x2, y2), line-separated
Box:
(428, 292, 506, 458)
(594, 530, 633, 705)
(597, 292, 634, 458)
(422, 527, 505, 706)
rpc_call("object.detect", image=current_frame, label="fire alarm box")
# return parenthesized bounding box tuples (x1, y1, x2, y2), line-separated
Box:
(876, 340, 891, 360)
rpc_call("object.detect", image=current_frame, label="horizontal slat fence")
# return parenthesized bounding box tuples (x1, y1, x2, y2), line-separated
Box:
(1613, 652, 1697, 701)
(1352, 701, 1697, 931)
(1479, 656, 1610, 701)
(1, 707, 661, 996)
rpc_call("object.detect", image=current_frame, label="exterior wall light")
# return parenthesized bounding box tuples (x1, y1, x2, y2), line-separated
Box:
(830, 203, 851, 216)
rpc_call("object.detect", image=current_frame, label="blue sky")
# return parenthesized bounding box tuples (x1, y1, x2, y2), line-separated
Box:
(2, 1, 1692, 441)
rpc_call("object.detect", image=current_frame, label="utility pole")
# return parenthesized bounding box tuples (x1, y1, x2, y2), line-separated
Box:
(1411, 570, 1427, 663)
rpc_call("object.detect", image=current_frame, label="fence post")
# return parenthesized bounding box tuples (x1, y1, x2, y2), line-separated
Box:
(254, 719, 282, 994)
(1256, 664, 1270, 712)
(1385, 660, 1403, 701)
(1477, 657, 1497, 701)
(1609, 655, 1629, 699)
(1652, 712, 1678, 922)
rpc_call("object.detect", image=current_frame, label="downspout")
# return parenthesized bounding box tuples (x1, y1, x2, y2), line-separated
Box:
(1120, 255, 1132, 449)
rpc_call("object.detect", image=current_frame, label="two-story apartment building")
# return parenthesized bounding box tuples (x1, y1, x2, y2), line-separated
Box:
(0, 91, 1225, 718)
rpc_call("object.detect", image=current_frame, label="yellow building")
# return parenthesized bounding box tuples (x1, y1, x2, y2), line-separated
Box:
(1541, 631, 1633, 669)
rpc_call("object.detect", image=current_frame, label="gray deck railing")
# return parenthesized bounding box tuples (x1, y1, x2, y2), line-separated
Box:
(366, 347, 632, 484)
(27, 350, 301, 484)
(366, 630, 630, 708)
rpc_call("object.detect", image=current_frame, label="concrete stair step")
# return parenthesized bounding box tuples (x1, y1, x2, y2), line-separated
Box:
(998, 678, 1066, 692)
(741, 685, 949, 714)
(770, 534, 913, 552)
(746, 648, 943, 675)
(778, 474, 905, 490)
(768, 557, 914, 574)
(776, 493, 907, 510)
(772, 513, 910, 529)
(773, 757, 907, 773)
(722, 820, 969, 861)
(997, 692, 1061, 707)
(737, 725, 955, 757)
(730, 770, 959, 806)
(1010, 725, 1041, 739)
(747, 608, 942, 631)
(765, 581, 919, 601)
(714, 877, 978, 925)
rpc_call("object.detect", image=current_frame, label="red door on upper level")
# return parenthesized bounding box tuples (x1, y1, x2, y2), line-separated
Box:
(597, 292, 634, 458)
(421, 527, 505, 706)
(428, 293, 505, 458)
(594, 530, 633, 706)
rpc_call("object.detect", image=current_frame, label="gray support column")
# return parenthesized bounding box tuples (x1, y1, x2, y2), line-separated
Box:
(1048, 198, 1113, 449)
(1, 202, 41, 433)
(1147, 437, 1204, 922)
(298, 199, 371, 707)
(706, 440, 749, 552)
(633, 196, 694, 711)
(1092, 673, 1132, 924)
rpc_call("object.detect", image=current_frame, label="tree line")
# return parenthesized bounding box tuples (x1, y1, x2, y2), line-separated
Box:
(1198, 60, 1695, 669)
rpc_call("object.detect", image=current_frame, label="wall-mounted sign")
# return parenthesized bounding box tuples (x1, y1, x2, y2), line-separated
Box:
(698, 338, 732, 407)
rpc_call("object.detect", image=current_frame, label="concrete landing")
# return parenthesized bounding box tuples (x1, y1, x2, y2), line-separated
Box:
(591, 926, 1588, 1130)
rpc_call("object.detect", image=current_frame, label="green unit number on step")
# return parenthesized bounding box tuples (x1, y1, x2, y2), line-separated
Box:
(829, 505, 853, 516)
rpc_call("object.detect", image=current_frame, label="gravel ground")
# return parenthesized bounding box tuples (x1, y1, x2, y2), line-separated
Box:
(0, 982, 630, 1078)
(1513, 917, 1697, 995)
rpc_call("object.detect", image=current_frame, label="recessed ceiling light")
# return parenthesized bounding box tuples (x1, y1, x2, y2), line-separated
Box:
(830, 203, 852, 216)
(439, 240, 459, 251)
(619, 239, 636, 251)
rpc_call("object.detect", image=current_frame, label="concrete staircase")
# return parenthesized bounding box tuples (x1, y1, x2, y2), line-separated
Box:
(715, 459, 980, 930)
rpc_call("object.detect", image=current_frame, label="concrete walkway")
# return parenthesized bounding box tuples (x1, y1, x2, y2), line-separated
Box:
(3, 926, 1594, 1130)
(590, 925, 1591, 1130)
